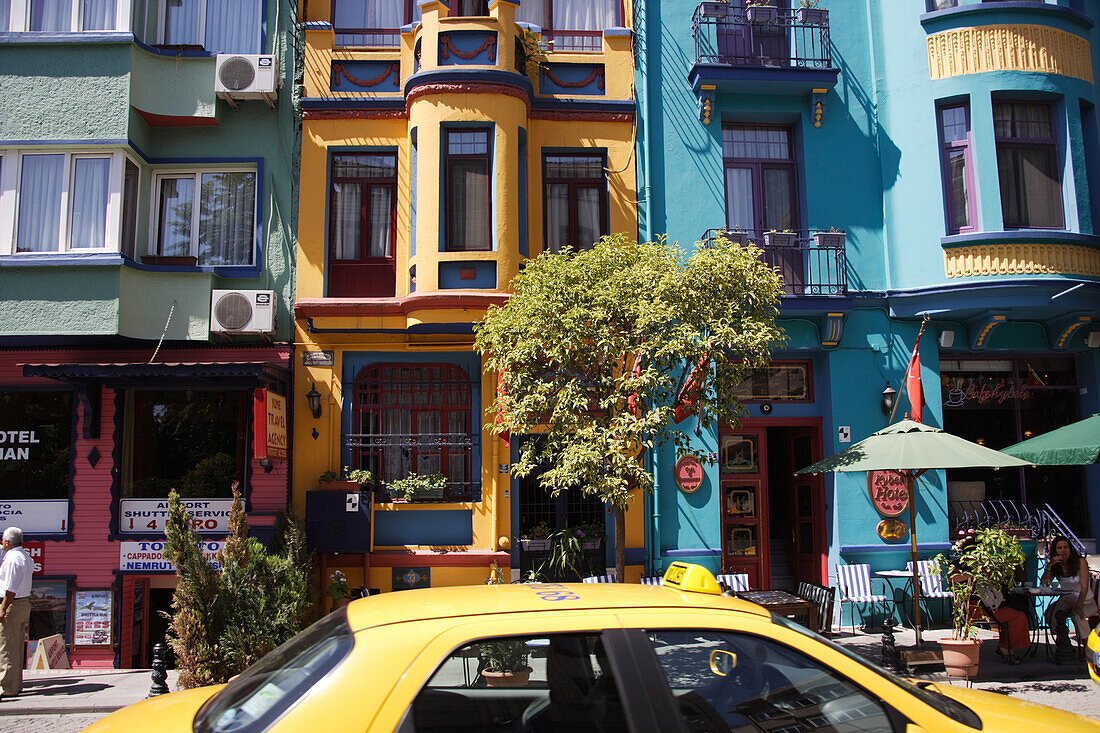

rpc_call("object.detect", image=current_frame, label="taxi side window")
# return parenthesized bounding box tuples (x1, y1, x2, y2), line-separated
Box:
(647, 629, 897, 733)
(403, 633, 629, 733)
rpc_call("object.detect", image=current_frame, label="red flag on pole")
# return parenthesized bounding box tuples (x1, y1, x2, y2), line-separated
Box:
(674, 355, 709, 424)
(904, 332, 923, 423)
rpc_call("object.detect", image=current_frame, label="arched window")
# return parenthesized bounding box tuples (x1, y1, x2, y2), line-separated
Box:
(350, 363, 475, 501)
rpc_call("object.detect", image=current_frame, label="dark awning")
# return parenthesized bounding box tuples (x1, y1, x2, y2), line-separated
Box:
(21, 361, 288, 389)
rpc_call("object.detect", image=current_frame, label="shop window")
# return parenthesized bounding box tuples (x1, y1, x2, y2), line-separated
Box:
(144, 0, 262, 54)
(938, 103, 977, 234)
(332, 0, 421, 47)
(722, 124, 799, 236)
(0, 391, 72, 500)
(328, 152, 397, 297)
(123, 390, 246, 498)
(444, 129, 492, 252)
(350, 363, 475, 501)
(994, 100, 1064, 229)
(543, 153, 607, 254)
(152, 169, 256, 266)
(29, 579, 69, 643)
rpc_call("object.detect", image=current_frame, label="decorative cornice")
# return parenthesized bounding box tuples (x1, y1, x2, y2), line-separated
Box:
(529, 109, 633, 122)
(406, 80, 531, 110)
(943, 243, 1100, 279)
(295, 292, 510, 319)
(927, 24, 1092, 82)
(303, 108, 410, 120)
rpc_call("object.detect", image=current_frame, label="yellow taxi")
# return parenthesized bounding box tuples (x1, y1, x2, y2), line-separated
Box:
(86, 563, 1098, 732)
(1088, 626, 1100, 686)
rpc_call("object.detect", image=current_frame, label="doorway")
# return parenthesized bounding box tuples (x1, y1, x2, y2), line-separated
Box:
(146, 587, 175, 668)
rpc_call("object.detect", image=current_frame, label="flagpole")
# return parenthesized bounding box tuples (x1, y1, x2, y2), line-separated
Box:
(889, 316, 928, 425)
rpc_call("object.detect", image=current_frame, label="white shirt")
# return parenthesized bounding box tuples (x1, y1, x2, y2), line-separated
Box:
(0, 547, 33, 599)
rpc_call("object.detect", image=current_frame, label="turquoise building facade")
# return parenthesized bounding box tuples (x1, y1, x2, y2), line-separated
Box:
(636, 0, 1100, 613)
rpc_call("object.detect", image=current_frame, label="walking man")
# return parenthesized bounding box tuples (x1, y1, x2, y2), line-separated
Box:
(0, 527, 32, 698)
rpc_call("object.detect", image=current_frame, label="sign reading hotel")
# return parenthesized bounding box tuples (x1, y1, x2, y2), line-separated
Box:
(253, 389, 288, 460)
(0, 500, 69, 534)
(867, 471, 909, 517)
(120, 499, 233, 534)
(0, 429, 41, 460)
(119, 540, 224, 572)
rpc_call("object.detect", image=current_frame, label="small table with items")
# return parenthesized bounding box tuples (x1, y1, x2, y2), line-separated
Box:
(737, 589, 819, 632)
(876, 570, 917, 628)
(1008, 585, 1073, 659)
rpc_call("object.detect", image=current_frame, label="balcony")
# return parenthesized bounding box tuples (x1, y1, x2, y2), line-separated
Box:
(703, 228, 847, 296)
(343, 432, 480, 502)
(689, 3, 838, 97)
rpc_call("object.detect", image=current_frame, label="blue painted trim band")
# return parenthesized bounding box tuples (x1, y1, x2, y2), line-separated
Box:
(532, 98, 635, 113)
(305, 318, 476, 335)
(604, 27, 631, 37)
(301, 97, 406, 110)
(840, 543, 952, 553)
(439, 261, 497, 289)
(920, 2, 1093, 30)
(689, 65, 839, 91)
(132, 38, 216, 57)
(941, 230, 1100, 248)
(404, 68, 534, 98)
(661, 548, 723, 558)
(0, 31, 132, 44)
(0, 139, 129, 147)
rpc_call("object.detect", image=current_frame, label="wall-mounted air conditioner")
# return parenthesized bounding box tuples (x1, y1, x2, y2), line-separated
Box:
(214, 54, 278, 108)
(210, 290, 276, 335)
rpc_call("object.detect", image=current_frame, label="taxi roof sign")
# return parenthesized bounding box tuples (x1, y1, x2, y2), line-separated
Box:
(662, 562, 722, 595)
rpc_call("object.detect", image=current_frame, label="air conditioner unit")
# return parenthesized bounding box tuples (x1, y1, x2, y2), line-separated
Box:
(210, 290, 276, 335)
(214, 54, 278, 108)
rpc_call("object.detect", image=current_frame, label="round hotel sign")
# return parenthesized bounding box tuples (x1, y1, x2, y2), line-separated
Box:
(867, 470, 908, 516)
(674, 455, 705, 494)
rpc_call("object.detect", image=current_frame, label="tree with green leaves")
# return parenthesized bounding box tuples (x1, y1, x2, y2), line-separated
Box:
(475, 234, 785, 580)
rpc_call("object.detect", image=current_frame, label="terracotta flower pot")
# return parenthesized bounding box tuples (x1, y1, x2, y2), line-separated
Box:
(938, 638, 981, 680)
(483, 667, 532, 688)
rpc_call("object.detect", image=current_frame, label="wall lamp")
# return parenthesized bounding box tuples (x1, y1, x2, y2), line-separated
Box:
(306, 382, 323, 419)
(880, 383, 897, 417)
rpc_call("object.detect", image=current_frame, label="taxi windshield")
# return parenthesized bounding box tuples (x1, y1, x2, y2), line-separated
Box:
(193, 608, 355, 733)
(769, 615, 982, 730)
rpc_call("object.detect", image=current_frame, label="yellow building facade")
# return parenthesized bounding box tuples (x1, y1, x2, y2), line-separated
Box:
(294, 0, 639, 596)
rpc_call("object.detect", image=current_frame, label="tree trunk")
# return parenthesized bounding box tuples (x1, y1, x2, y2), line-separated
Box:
(614, 506, 626, 582)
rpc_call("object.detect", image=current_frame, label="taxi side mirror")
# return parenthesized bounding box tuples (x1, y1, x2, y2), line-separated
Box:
(709, 649, 737, 676)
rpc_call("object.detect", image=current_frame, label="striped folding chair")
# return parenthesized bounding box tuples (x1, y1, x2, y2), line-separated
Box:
(907, 560, 953, 627)
(835, 564, 887, 635)
(640, 577, 663, 586)
(582, 574, 616, 583)
(716, 573, 749, 593)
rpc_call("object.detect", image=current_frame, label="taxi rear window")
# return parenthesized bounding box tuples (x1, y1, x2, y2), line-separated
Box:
(193, 608, 355, 733)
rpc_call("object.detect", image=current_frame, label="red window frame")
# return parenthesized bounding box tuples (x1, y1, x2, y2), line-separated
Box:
(444, 129, 492, 252)
(542, 152, 608, 253)
(328, 153, 397, 263)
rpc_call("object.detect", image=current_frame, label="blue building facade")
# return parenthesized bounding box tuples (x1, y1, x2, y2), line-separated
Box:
(636, 0, 1099, 610)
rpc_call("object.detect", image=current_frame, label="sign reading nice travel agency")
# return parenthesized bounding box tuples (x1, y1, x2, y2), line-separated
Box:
(253, 389, 288, 461)
(867, 470, 909, 516)
(119, 540, 224, 572)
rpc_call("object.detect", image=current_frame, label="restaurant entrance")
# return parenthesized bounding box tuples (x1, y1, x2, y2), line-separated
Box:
(719, 419, 825, 590)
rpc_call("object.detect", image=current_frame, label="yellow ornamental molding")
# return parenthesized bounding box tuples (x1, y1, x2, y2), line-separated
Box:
(943, 243, 1100, 278)
(927, 24, 1092, 82)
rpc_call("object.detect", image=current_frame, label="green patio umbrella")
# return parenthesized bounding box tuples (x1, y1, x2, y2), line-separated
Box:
(795, 419, 1033, 645)
(1000, 413, 1100, 465)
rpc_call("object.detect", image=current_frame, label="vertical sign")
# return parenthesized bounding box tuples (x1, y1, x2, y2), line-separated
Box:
(253, 389, 288, 461)
(73, 589, 113, 646)
(23, 541, 44, 575)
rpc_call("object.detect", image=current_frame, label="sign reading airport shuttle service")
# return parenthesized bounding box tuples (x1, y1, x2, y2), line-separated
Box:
(0, 500, 69, 534)
(119, 540, 224, 572)
(120, 498, 233, 534)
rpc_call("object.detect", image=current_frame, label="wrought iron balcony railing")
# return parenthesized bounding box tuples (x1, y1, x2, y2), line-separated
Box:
(692, 4, 832, 69)
(343, 432, 480, 502)
(703, 228, 847, 296)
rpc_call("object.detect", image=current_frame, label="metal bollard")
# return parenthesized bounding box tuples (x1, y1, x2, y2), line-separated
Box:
(880, 617, 899, 670)
(148, 642, 170, 698)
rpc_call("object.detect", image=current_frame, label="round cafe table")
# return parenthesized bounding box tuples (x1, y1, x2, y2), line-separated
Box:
(876, 570, 917, 629)
(1008, 585, 1072, 659)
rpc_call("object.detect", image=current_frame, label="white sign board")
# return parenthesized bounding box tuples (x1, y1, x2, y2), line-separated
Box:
(73, 590, 113, 646)
(119, 540, 224, 573)
(119, 499, 233, 534)
(29, 634, 69, 669)
(0, 500, 69, 534)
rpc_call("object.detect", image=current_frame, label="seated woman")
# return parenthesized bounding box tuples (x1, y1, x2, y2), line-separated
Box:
(1041, 536, 1098, 650)
(949, 535, 1030, 664)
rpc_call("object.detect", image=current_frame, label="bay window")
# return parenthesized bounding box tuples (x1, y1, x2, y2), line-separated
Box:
(543, 152, 607, 253)
(938, 103, 976, 233)
(722, 124, 799, 235)
(151, 0, 261, 54)
(12, 152, 112, 253)
(994, 100, 1063, 229)
(1, 0, 119, 31)
(444, 129, 492, 252)
(328, 152, 397, 297)
(332, 0, 421, 47)
(515, 0, 618, 51)
(153, 169, 256, 265)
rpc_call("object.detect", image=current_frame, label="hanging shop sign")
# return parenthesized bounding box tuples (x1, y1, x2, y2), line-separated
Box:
(253, 389, 288, 460)
(674, 455, 705, 494)
(119, 540, 224, 573)
(867, 471, 908, 517)
(73, 589, 113, 646)
(0, 500, 69, 534)
(119, 498, 233, 534)
(23, 540, 45, 575)
(877, 517, 908, 542)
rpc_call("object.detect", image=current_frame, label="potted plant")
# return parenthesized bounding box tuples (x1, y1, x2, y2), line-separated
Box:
(764, 229, 798, 248)
(746, 0, 778, 24)
(539, 526, 600, 581)
(700, 1, 731, 18)
(478, 638, 532, 688)
(935, 528, 1026, 680)
(575, 520, 605, 550)
(327, 570, 351, 612)
(722, 227, 751, 247)
(389, 472, 448, 502)
(319, 466, 374, 491)
(797, 0, 828, 25)
(520, 522, 553, 551)
(811, 227, 845, 249)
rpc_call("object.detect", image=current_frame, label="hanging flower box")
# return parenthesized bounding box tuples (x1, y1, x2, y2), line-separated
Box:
(797, 7, 828, 25)
(764, 230, 798, 248)
(723, 230, 751, 247)
(812, 230, 845, 249)
(746, 4, 778, 24)
(700, 2, 731, 17)
(582, 540, 602, 551)
(520, 538, 552, 552)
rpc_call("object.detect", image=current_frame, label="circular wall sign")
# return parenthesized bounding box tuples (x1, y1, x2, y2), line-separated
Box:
(877, 517, 908, 542)
(674, 455, 705, 494)
(867, 470, 909, 516)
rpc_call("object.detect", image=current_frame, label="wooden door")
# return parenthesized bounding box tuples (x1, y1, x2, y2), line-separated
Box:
(720, 426, 768, 588)
(788, 427, 826, 584)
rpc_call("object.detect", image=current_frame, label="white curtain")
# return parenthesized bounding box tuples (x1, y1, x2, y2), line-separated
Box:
(515, 0, 545, 25)
(553, 0, 615, 30)
(575, 186, 600, 249)
(16, 154, 63, 253)
(205, 0, 260, 53)
(163, 0, 199, 45)
(448, 161, 490, 250)
(198, 171, 255, 265)
(335, 0, 404, 28)
(29, 0, 71, 31)
(368, 186, 391, 257)
(544, 182, 568, 252)
(69, 157, 109, 249)
(331, 182, 361, 259)
(724, 167, 753, 231)
(1, 1, 12, 31)
(157, 176, 194, 256)
(81, 0, 115, 30)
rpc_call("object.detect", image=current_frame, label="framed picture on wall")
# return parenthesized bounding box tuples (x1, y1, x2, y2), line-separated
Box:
(72, 589, 113, 646)
(728, 526, 757, 556)
(721, 435, 758, 473)
(725, 486, 755, 517)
